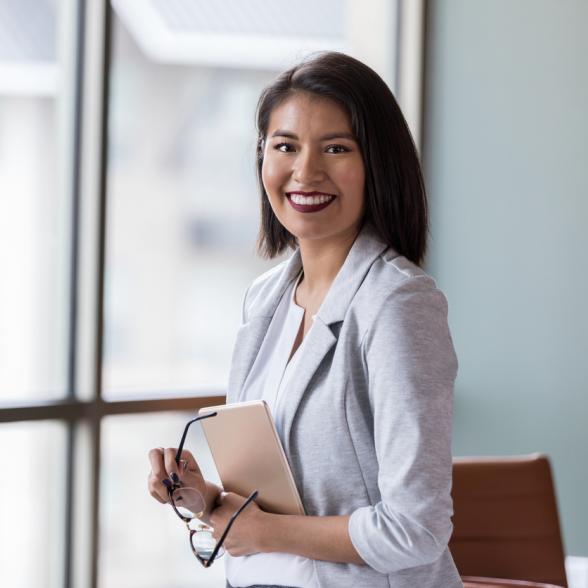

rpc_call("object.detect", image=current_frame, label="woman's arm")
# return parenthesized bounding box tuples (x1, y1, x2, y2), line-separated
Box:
(209, 492, 365, 564)
(260, 513, 364, 564)
(346, 279, 458, 573)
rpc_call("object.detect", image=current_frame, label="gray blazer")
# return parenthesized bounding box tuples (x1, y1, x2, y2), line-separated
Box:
(226, 222, 463, 588)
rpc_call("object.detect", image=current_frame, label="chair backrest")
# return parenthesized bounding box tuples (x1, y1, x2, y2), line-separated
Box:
(462, 575, 565, 587)
(450, 454, 567, 588)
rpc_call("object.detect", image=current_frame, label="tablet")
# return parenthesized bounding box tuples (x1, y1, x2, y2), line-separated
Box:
(198, 400, 305, 516)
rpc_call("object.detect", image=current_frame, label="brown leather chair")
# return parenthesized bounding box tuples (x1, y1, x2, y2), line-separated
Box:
(450, 454, 567, 587)
(462, 578, 564, 587)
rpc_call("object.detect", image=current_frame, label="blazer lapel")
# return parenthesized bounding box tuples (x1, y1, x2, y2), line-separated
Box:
(229, 248, 304, 403)
(227, 316, 271, 403)
(279, 318, 337, 455)
(280, 223, 389, 454)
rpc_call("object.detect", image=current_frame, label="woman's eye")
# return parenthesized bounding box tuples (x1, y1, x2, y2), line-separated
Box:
(274, 142, 294, 152)
(325, 144, 349, 154)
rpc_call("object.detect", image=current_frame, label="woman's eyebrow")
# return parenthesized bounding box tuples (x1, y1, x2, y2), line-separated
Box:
(270, 129, 356, 141)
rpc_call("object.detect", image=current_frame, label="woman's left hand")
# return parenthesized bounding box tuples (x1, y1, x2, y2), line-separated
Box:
(209, 491, 269, 557)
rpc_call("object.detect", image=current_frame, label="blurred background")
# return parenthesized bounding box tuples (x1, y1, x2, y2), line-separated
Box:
(0, 1, 586, 587)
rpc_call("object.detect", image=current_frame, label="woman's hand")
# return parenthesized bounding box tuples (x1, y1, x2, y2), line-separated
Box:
(209, 491, 270, 557)
(147, 447, 207, 514)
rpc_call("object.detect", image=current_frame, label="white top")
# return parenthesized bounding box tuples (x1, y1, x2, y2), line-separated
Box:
(225, 270, 319, 588)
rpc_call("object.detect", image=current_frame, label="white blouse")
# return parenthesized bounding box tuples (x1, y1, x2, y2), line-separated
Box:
(225, 270, 319, 588)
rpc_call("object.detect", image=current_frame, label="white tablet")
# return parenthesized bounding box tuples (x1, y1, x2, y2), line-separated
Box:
(199, 400, 305, 516)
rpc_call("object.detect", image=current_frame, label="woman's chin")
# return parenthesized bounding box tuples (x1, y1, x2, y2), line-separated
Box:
(288, 223, 360, 246)
(287, 227, 330, 243)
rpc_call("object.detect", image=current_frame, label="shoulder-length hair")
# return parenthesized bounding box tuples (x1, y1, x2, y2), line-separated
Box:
(254, 50, 428, 266)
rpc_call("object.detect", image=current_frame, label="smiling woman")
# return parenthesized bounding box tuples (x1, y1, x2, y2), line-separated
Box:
(148, 50, 460, 588)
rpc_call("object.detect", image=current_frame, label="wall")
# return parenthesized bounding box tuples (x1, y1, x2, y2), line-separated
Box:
(423, 0, 588, 555)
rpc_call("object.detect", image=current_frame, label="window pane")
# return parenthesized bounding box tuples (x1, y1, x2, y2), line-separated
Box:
(103, 11, 280, 400)
(0, 0, 72, 403)
(99, 412, 225, 588)
(0, 421, 67, 588)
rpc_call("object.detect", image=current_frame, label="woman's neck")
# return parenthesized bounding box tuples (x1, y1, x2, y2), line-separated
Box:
(296, 228, 359, 299)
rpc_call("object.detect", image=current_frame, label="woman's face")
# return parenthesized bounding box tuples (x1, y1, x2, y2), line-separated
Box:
(261, 92, 365, 245)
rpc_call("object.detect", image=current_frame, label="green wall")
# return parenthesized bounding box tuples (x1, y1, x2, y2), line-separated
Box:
(423, 0, 588, 555)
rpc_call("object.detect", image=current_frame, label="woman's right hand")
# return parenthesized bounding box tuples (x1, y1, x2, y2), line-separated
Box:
(147, 447, 208, 515)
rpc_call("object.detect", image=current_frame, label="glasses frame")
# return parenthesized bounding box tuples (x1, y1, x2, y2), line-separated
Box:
(168, 411, 259, 567)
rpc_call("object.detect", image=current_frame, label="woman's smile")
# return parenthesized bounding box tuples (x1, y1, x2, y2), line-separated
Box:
(286, 191, 337, 213)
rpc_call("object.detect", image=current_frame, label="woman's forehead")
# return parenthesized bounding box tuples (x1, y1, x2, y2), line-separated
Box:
(267, 93, 352, 136)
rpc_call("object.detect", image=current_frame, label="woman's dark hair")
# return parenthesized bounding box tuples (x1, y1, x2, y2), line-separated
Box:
(254, 50, 428, 266)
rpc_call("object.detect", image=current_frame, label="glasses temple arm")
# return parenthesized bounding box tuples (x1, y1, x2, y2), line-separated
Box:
(174, 411, 217, 465)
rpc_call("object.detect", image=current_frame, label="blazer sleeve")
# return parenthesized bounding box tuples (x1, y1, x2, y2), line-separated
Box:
(348, 276, 459, 574)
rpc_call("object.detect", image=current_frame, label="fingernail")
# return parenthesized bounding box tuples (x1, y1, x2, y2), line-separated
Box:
(162, 478, 172, 488)
(170, 472, 179, 483)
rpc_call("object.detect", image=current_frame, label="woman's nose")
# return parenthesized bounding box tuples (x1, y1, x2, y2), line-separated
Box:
(292, 150, 326, 184)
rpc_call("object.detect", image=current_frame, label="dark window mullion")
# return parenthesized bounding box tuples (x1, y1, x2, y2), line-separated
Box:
(90, 2, 112, 583)
(64, 0, 113, 583)
(65, 0, 88, 584)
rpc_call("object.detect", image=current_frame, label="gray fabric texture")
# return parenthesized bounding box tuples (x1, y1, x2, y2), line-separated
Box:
(226, 222, 463, 588)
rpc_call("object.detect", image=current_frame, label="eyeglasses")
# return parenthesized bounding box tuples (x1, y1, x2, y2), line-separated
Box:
(168, 411, 259, 567)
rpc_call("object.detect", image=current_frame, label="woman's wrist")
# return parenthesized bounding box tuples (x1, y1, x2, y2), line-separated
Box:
(254, 510, 279, 553)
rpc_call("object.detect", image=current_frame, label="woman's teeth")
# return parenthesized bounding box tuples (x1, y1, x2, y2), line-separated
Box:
(289, 193, 335, 205)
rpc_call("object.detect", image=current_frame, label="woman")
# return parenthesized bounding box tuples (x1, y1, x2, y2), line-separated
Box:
(148, 51, 461, 588)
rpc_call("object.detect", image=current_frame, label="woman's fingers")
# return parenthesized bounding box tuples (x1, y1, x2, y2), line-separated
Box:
(176, 449, 202, 478)
(148, 471, 168, 504)
(162, 448, 207, 513)
(163, 448, 203, 484)
(148, 447, 206, 508)
(147, 447, 172, 503)
(163, 447, 183, 485)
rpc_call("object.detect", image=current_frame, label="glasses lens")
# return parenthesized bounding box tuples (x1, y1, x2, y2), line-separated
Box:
(170, 487, 205, 519)
(191, 525, 224, 562)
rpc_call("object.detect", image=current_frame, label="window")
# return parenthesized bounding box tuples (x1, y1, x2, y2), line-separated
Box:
(0, 0, 70, 404)
(103, 14, 279, 398)
(0, 421, 66, 587)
